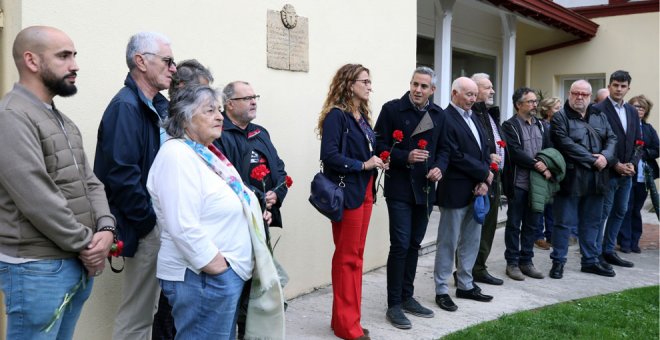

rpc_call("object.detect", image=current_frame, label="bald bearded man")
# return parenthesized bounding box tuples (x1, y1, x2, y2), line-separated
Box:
(0, 26, 115, 339)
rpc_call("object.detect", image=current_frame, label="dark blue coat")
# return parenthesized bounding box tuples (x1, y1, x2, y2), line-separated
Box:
(213, 115, 288, 227)
(374, 92, 445, 205)
(595, 98, 642, 177)
(641, 122, 659, 179)
(436, 104, 490, 209)
(94, 73, 168, 257)
(320, 108, 377, 209)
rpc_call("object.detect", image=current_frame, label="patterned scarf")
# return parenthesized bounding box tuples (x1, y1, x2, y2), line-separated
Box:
(181, 138, 286, 339)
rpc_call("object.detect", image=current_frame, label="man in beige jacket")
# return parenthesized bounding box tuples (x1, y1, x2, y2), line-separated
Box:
(0, 26, 115, 339)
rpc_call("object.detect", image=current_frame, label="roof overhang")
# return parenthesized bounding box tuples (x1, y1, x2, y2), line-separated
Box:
(486, 0, 599, 39)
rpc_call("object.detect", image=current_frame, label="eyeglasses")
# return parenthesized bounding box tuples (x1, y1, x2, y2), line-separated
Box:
(229, 95, 260, 102)
(142, 52, 176, 68)
(521, 100, 539, 105)
(633, 104, 646, 111)
(570, 91, 591, 98)
(355, 79, 372, 85)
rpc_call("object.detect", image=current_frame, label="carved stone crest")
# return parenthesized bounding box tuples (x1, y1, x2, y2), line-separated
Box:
(267, 4, 308, 72)
(280, 4, 297, 29)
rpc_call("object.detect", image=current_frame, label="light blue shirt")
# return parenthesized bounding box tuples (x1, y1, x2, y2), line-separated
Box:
(608, 97, 627, 134)
(451, 102, 482, 149)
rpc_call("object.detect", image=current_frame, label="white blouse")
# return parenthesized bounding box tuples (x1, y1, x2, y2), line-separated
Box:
(147, 140, 253, 282)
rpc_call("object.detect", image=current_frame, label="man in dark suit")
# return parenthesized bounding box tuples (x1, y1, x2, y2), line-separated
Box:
(470, 73, 505, 286)
(433, 77, 493, 312)
(594, 70, 641, 268)
(375, 66, 445, 329)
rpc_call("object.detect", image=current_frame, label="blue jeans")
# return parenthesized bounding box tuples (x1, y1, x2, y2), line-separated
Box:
(618, 181, 647, 251)
(504, 187, 541, 265)
(598, 176, 632, 254)
(160, 267, 245, 340)
(551, 194, 605, 265)
(0, 258, 93, 340)
(385, 199, 431, 307)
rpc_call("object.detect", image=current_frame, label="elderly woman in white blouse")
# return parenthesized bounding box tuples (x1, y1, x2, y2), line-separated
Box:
(147, 85, 285, 339)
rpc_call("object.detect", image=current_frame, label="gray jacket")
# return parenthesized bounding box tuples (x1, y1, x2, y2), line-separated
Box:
(0, 83, 114, 259)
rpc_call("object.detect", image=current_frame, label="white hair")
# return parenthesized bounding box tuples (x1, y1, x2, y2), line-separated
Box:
(125, 31, 171, 70)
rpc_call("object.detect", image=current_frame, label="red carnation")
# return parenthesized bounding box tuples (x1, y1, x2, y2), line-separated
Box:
(635, 140, 645, 147)
(497, 140, 507, 148)
(379, 150, 391, 162)
(110, 240, 124, 257)
(490, 162, 499, 172)
(393, 130, 404, 143)
(285, 175, 293, 188)
(250, 164, 270, 182)
(417, 139, 428, 150)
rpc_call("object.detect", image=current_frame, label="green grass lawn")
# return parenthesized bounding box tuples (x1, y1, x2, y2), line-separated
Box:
(443, 285, 659, 340)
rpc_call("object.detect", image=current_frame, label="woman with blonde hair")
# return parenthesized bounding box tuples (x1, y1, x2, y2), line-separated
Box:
(534, 96, 564, 250)
(317, 64, 385, 340)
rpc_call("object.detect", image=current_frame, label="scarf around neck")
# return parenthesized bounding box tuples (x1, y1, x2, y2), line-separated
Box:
(181, 138, 286, 339)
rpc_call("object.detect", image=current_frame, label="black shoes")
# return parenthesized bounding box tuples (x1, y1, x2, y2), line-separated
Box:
(581, 263, 616, 277)
(435, 294, 458, 312)
(456, 287, 493, 302)
(401, 298, 434, 318)
(549, 262, 564, 279)
(599, 256, 614, 270)
(386, 306, 411, 329)
(473, 271, 504, 285)
(603, 252, 634, 268)
(453, 271, 481, 291)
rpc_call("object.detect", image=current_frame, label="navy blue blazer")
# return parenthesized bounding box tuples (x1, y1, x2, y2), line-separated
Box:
(436, 104, 490, 209)
(595, 98, 642, 177)
(374, 92, 445, 205)
(320, 108, 377, 209)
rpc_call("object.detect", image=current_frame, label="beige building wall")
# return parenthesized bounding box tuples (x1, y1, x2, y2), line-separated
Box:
(528, 12, 659, 130)
(0, 1, 416, 339)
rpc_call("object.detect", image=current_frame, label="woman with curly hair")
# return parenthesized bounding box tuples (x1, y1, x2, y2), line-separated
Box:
(317, 64, 386, 340)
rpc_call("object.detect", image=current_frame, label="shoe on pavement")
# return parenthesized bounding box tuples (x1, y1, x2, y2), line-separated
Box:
(456, 287, 493, 302)
(520, 263, 544, 279)
(534, 239, 551, 250)
(435, 294, 458, 312)
(506, 265, 525, 281)
(598, 255, 614, 270)
(402, 297, 434, 318)
(631, 246, 641, 254)
(454, 271, 482, 291)
(603, 252, 634, 267)
(581, 263, 616, 277)
(386, 306, 412, 329)
(549, 262, 564, 279)
(473, 271, 504, 285)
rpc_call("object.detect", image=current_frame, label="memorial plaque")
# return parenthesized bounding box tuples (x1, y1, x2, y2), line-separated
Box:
(267, 4, 309, 72)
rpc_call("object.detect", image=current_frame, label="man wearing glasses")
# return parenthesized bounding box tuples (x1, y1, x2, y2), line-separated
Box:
(500, 87, 549, 281)
(214, 81, 288, 340)
(548, 80, 617, 279)
(94, 31, 176, 340)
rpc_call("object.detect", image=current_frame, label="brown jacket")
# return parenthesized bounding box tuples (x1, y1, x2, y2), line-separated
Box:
(0, 83, 114, 259)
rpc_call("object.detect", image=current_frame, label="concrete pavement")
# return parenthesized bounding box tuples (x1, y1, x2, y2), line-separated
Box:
(286, 204, 659, 339)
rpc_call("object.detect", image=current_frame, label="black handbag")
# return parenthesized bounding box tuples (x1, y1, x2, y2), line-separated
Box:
(308, 171, 345, 221)
(309, 122, 348, 222)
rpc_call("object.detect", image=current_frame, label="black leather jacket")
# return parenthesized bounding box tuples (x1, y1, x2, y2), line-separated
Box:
(550, 102, 617, 196)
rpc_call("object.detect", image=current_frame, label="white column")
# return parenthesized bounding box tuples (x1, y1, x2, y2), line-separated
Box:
(500, 13, 517, 121)
(433, 0, 455, 108)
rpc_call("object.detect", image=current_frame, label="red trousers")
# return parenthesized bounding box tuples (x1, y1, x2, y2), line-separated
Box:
(331, 178, 373, 339)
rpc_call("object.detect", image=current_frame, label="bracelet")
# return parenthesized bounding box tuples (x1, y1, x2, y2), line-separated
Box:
(362, 162, 366, 170)
(98, 225, 116, 235)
